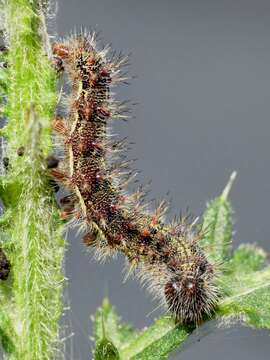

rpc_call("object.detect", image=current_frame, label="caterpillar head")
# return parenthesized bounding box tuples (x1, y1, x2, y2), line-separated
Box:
(164, 262, 218, 323)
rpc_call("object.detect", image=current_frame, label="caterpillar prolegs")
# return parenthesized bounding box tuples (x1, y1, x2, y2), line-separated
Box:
(51, 33, 219, 323)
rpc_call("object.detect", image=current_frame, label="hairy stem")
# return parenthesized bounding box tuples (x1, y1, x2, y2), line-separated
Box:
(0, 0, 65, 359)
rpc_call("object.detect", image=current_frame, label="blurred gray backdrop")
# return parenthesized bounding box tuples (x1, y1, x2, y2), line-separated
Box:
(55, 0, 270, 359)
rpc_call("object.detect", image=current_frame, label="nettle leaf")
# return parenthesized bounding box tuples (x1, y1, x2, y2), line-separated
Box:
(218, 266, 270, 329)
(94, 338, 120, 360)
(121, 316, 192, 360)
(93, 299, 192, 360)
(201, 172, 236, 263)
(199, 171, 270, 332)
(93, 298, 139, 356)
(226, 243, 267, 275)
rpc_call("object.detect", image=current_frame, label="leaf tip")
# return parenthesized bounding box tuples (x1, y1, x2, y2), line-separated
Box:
(221, 171, 237, 201)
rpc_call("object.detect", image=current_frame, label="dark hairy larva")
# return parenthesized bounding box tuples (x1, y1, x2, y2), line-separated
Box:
(51, 33, 219, 323)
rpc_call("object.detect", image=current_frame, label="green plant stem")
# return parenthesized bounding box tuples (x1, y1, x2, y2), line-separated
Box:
(0, 0, 65, 359)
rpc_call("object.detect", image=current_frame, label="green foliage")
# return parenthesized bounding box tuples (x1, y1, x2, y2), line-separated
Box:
(121, 317, 192, 360)
(94, 298, 139, 350)
(93, 299, 192, 360)
(201, 171, 236, 263)
(218, 267, 270, 329)
(94, 338, 120, 360)
(93, 172, 270, 359)
(226, 243, 267, 275)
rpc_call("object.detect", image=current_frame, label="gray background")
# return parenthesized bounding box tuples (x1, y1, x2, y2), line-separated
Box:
(54, 0, 270, 359)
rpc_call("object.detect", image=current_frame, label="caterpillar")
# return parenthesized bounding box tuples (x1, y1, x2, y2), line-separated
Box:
(51, 33, 219, 323)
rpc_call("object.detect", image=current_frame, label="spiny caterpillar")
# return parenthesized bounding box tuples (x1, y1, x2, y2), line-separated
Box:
(51, 33, 219, 323)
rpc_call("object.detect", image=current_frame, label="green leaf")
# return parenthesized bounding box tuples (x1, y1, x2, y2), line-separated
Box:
(93, 299, 193, 360)
(217, 241, 270, 330)
(201, 171, 236, 263)
(218, 267, 270, 329)
(94, 298, 138, 350)
(219, 244, 268, 294)
(94, 338, 120, 360)
(121, 316, 193, 360)
(227, 243, 267, 275)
